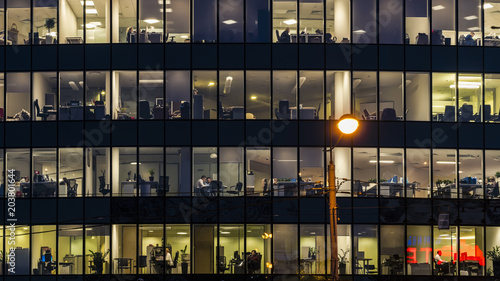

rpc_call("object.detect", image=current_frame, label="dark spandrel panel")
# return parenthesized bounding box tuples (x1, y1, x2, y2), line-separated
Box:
(59, 122, 84, 146)
(405, 45, 430, 71)
(379, 198, 405, 224)
(485, 47, 500, 73)
(32, 122, 57, 147)
(85, 275, 111, 281)
(32, 45, 57, 70)
(353, 198, 378, 224)
(406, 199, 432, 224)
(5, 277, 30, 281)
(337, 197, 352, 224)
(326, 44, 351, 69)
(112, 44, 138, 69)
(110, 198, 138, 223)
(245, 275, 273, 281)
(246, 44, 271, 69)
(58, 198, 84, 224)
(433, 200, 459, 225)
(165, 121, 191, 146)
(6, 122, 30, 148)
(245, 120, 273, 146)
(352, 121, 378, 147)
(485, 123, 500, 149)
(458, 122, 483, 148)
(300, 197, 326, 223)
(352, 45, 378, 70)
(6, 46, 30, 71)
(459, 200, 485, 225)
(272, 120, 298, 146)
(112, 121, 138, 146)
(486, 200, 500, 226)
(188, 275, 221, 281)
(299, 121, 325, 146)
(219, 44, 244, 69)
(431, 123, 458, 148)
(192, 44, 217, 68)
(273, 199, 298, 223)
(246, 197, 272, 223)
(86, 44, 111, 69)
(139, 44, 164, 69)
(165, 44, 191, 69)
(406, 122, 431, 148)
(379, 122, 404, 147)
(165, 197, 192, 223)
(192, 121, 217, 146)
(32, 277, 57, 281)
(85, 121, 112, 146)
(60, 276, 83, 281)
(299, 44, 325, 69)
(138, 198, 164, 223)
(31, 199, 56, 224)
(379, 45, 404, 70)
(85, 198, 110, 224)
(431, 46, 457, 71)
(59, 45, 84, 70)
(273, 274, 299, 281)
(139, 120, 165, 146)
(137, 275, 163, 281)
(219, 197, 244, 223)
(192, 197, 218, 223)
(0, 46, 5, 71)
(272, 44, 298, 69)
(219, 121, 244, 145)
(458, 47, 482, 72)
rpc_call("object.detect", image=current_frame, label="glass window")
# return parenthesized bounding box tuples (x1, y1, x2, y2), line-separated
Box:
(485, 74, 500, 122)
(353, 225, 378, 274)
(0, 73, 3, 121)
(406, 149, 430, 198)
(139, 147, 164, 197)
(166, 0, 190, 43)
(458, 226, 485, 276)
(165, 147, 191, 196)
(33, 72, 57, 121)
(328, 224, 351, 274)
(86, 71, 110, 120)
(166, 71, 191, 119)
(59, 148, 83, 197)
(86, 225, 110, 274)
(138, 0, 163, 43)
(247, 224, 272, 274)
(432, 73, 456, 122)
(484, 1, 500, 47)
(380, 225, 405, 275)
(327, 148, 351, 197)
(0, 150, 3, 197)
(7, 0, 30, 45)
(299, 0, 324, 43)
(113, 71, 137, 120)
(218, 225, 244, 273)
(193, 0, 216, 43)
(219, 71, 244, 120)
(405, 0, 429, 44)
(193, 224, 216, 273)
(485, 150, 500, 199)
(379, 148, 404, 197)
(0, 1, 4, 46)
(326, 71, 350, 119)
(112, 147, 137, 197)
(431, 0, 455, 45)
(353, 71, 377, 120)
(379, 0, 403, 44)
(60, 0, 83, 44)
(274, 224, 298, 274)
(139, 224, 164, 274)
(407, 225, 432, 275)
(246, 71, 271, 119)
(32, 225, 57, 275)
(6, 149, 30, 198)
(246, 0, 270, 43)
(193, 147, 217, 196)
(458, 150, 483, 199)
(220, 147, 244, 197)
(219, 0, 243, 42)
(85, 0, 110, 43)
(486, 227, 500, 275)
(352, 0, 376, 43)
(112, 0, 136, 43)
(300, 225, 326, 274)
(32, 148, 57, 198)
(33, 0, 57, 45)
(166, 225, 191, 274)
(58, 225, 84, 275)
(353, 148, 377, 197)
(273, 71, 297, 120)
(6, 226, 30, 275)
(273, 147, 298, 196)
(112, 224, 137, 274)
(433, 226, 458, 275)
(458, 0, 481, 46)
(85, 147, 110, 197)
(273, 0, 297, 43)
(6, 72, 31, 121)
(60, 71, 84, 121)
(326, 0, 350, 43)
(379, 72, 403, 121)
(299, 71, 323, 119)
(246, 147, 271, 196)
(139, 71, 164, 119)
(433, 149, 457, 199)
(299, 147, 324, 196)
(406, 72, 430, 121)
(192, 71, 217, 119)
(458, 74, 482, 122)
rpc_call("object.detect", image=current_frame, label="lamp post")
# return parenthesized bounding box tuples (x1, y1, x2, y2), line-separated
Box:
(329, 114, 359, 281)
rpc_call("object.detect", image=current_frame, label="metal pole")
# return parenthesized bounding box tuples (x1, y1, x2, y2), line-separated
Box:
(329, 158, 339, 281)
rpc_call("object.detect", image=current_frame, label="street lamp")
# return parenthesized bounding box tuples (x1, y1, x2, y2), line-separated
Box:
(329, 114, 359, 281)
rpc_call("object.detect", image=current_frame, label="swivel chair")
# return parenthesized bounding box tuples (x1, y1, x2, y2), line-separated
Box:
(34, 99, 49, 121)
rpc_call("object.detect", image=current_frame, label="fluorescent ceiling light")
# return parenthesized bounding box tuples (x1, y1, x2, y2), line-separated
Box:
(144, 19, 160, 24)
(86, 9, 98, 14)
(353, 30, 366, 34)
(158, 0, 171, 4)
(436, 161, 457, 164)
(220, 231, 231, 234)
(165, 8, 172, 13)
(210, 153, 218, 159)
(277, 159, 302, 162)
(81, 1, 95, 5)
(208, 82, 215, 86)
(223, 20, 237, 25)
(468, 27, 481, 31)
(181, 35, 189, 38)
(283, 19, 297, 25)
(139, 79, 163, 84)
(450, 82, 481, 89)
(464, 15, 478, 20)
(130, 162, 142, 165)
(223, 76, 233, 94)
(68, 81, 79, 91)
(483, 3, 494, 9)
(432, 5, 445, 10)
(250, 95, 257, 100)
(369, 160, 395, 164)
(90, 22, 102, 26)
(177, 232, 188, 235)
(82, 23, 96, 28)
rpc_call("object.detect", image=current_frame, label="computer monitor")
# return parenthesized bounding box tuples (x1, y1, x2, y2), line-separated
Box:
(234, 251, 240, 261)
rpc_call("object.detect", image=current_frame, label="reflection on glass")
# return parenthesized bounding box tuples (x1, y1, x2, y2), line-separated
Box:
(406, 72, 430, 121)
(60, 71, 84, 121)
(353, 71, 377, 120)
(433, 226, 458, 275)
(33, 72, 57, 121)
(433, 149, 457, 199)
(379, 0, 403, 44)
(219, 0, 244, 42)
(458, 74, 482, 122)
(407, 225, 432, 275)
(432, 73, 456, 122)
(165, 147, 191, 196)
(166, 71, 191, 119)
(431, 0, 455, 45)
(352, 0, 376, 43)
(166, 0, 190, 43)
(192, 71, 217, 119)
(380, 225, 405, 275)
(246, 0, 270, 43)
(273, 224, 298, 274)
(193, 0, 216, 43)
(406, 149, 430, 198)
(458, 150, 483, 199)
(458, 226, 484, 276)
(59, 148, 83, 197)
(113, 71, 137, 120)
(33, 0, 58, 45)
(379, 72, 403, 121)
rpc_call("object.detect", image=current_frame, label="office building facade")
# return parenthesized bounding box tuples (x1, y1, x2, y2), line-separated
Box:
(0, 0, 500, 279)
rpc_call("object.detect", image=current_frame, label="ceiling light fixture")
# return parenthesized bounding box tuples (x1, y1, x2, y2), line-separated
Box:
(369, 160, 395, 164)
(223, 76, 233, 94)
(86, 9, 98, 14)
(223, 20, 237, 25)
(464, 15, 478, 21)
(81, 1, 95, 6)
(436, 161, 458, 164)
(144, 19, 160, 24)
(283, 19, 297, 25)
(483, 3, 494, 9)
(139, 79, 163, 84)
(250, 95, 257, 100)
(432, 5, 445, 10)
(177, 232, 188, 235)
(210, 153, 218, 159)
(353, 30, 366, 34)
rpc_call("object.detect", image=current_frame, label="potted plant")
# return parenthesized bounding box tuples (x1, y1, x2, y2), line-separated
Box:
(180, 245, 189, 274)
(486, 245, 500, 277)
(148, 168, 155, 181)
(89, 249, 109, 274)
(44, 18, 56, 44)
(338, 249, 348, 274)
(308, 247, 317, 260)
(496, 172, 500, 183)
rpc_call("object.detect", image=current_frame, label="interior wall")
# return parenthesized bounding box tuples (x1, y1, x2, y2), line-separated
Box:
(59, 0, 78, 41)
(406, 74, 430, 121)
(334, 0, 350, 40)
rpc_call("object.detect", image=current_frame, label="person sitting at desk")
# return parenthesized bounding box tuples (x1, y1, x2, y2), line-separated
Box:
(247, 250, 261, 273)
(315, 29, 323, 35)
(434, 250, 448, 265)
(281, 27, 291, 42)
(465, 31, 476, 46)
(195, 175, 207, 195)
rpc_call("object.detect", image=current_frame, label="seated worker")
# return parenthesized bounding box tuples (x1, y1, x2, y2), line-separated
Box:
(247, 250, 261, 273)
(280, 27, 291, 42)
(434, 250, 449, 274)
(465, 32, 476, 46)
(195, 175, 207, 195)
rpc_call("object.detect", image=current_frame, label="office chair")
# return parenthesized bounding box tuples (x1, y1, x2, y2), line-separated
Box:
(247, 253, 262, 274)
(275, 30, 280, 43)
(483, 104, 491, 122)
(165, 251, 179, 274)
(381, 108, 397, 121)
(227, 182, 243, 196)
(116, 258, 132, 274)
(139, 100, 153, 119)
(98, 176, 111, 196)
(149, 33, 162, 43)
(459, 104, 473, 122)
(34, 99, 49, 121)
(157, 176, 170, 196)
(67, 179, 77, 197)
(138, 256, 147, 274)
(442, 105, 455, 122)
(315, 102, 321, 120)
(217, 256, 230, 274)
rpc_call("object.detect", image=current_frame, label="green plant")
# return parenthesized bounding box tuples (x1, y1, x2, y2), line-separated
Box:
(487, 246, 500, 262)
(148, 168, 155, 176)
(180, 245, 188, 261)
(338, 249, 349, 264)
(44, 18, 56, 33)
(368, 178, 376, 183)
(100, 170, 105, 177)
(89, 249, 110, 273)
(495, 171, 500, 178)
(487, 267, 493, 276)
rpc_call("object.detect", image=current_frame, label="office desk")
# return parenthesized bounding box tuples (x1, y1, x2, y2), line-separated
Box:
(459, 260, 480, 276)
(356, 258, 373, 274)
(273, 181, 317, 196)
(379, 182, 417, 197)
(290, 107, 316, 120)
(20, 182, 57, 197)
(58, 262, 74, 274)
(120, 181, 159, 196)
(114, 258, 133, 274)
(434, 183, 482, 198)
(300, 259, 315, 274)
(291, 34, 323, 43)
